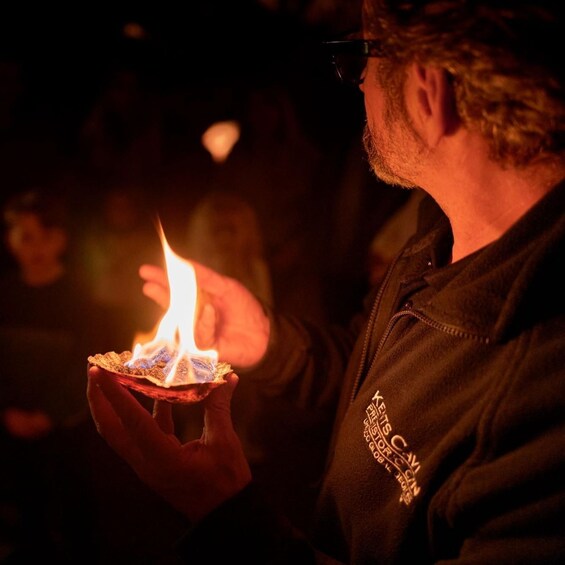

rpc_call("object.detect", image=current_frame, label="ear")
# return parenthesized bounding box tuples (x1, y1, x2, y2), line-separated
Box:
(408, 63, 458, 147)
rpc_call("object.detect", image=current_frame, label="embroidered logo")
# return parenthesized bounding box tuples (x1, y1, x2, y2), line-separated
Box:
(363, 390, 421, 506)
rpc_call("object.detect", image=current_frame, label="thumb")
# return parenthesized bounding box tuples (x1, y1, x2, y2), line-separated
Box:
(202, 372, 239, 445)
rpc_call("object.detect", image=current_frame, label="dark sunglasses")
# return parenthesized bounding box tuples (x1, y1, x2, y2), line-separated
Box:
(321, 39, 387, 86)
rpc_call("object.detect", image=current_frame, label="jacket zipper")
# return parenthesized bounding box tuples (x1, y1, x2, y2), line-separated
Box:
(348, 255, 399, 406)
(350, 293, 491, 405)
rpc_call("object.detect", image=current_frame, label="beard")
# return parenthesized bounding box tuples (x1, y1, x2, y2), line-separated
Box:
(362, 124, 417, 188)
(362, 81, 429, 189)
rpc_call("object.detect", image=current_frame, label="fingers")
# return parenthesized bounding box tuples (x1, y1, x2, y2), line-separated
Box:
(87, 367, 143, 463)
(87, 367, 176, 463)
(202, 372, 239, 445)
(139, 264, 167, 284)
(139, 264, 169, 309)
(153, 400, 175, 435)
(191, 260, 232, 294)
(195, 302, 217, 349)
(142, 281, 169, 310)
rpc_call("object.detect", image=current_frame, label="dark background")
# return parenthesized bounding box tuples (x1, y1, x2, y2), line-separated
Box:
(0, 0, 365, 165)
(0, 0, 408, 323)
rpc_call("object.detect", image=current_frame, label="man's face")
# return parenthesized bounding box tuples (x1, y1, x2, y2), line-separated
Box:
(361, 56, 428, 189)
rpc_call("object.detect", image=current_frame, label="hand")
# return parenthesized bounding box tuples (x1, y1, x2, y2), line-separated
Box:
(87, 366, 252, 524)
(139, 262, 270, 369)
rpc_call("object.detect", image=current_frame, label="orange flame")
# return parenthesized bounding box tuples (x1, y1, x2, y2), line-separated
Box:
(126, 222, 217, 386)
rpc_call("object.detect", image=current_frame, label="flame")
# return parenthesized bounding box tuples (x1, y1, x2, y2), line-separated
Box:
(126, 222, 218, 386)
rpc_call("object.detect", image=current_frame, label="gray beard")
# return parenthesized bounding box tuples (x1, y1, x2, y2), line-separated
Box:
(362, 123, 419, 189)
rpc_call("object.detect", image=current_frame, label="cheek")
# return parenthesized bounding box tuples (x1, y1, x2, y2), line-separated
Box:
(364, 99, 376, 132)
(6, 231, 31, 259)
(362, 65, 386, 130)
(6, 230, 20, 252)
(46, 228, 67, 252)
(364, 95, 384, 144)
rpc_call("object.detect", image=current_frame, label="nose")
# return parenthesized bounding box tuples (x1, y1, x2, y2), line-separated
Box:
(359, 73, 366, 93)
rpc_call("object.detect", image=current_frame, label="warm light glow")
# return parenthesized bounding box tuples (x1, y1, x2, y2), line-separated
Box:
(123, 22, 147, 40)
(126, 222, 217, 385)
(201, 120, 241, 163)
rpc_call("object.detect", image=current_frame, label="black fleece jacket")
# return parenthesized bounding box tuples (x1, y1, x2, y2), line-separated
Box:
(177, 182, 565, 564)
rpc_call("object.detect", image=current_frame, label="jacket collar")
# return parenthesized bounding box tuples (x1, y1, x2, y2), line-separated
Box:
(400, 181, 565, 343)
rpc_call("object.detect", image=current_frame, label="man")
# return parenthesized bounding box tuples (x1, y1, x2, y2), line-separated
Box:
(87, 0, 565, 562)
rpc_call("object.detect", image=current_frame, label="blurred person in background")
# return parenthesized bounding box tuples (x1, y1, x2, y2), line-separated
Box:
(184, 189, 273, 307)
(77, 64, 164, 191)
(88, 0, 565, 563)
(212, 80, 330, 325)
(0, 187, 105, 562)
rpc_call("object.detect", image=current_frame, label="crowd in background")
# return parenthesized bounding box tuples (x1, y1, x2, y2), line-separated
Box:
(0, 0, 415, 321)
(0, 1, 420, 562)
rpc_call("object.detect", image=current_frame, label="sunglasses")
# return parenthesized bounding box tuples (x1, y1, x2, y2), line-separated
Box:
(321, 38, 387, 86)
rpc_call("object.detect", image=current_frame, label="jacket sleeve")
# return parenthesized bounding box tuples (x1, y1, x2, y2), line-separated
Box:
(236, 301, 367, 411)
